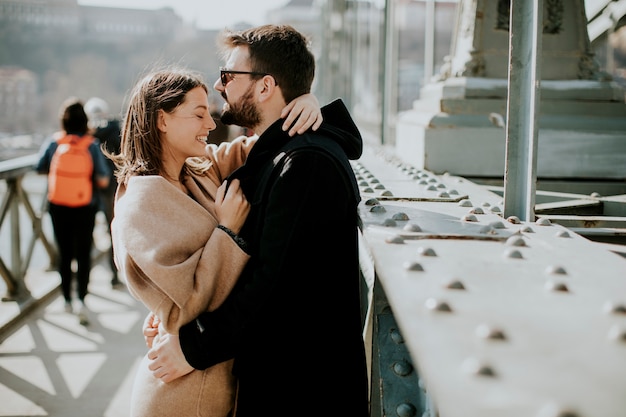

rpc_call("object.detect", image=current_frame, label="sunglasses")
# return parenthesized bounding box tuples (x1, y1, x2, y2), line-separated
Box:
(220, 68, 271, 86)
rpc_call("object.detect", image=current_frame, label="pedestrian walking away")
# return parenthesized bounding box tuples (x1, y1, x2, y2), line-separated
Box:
(36, 96, 111, 326)
(85, 96, 123, 289)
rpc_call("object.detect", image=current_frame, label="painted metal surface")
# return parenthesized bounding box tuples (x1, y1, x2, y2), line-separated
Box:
(356, 147, 626, 417)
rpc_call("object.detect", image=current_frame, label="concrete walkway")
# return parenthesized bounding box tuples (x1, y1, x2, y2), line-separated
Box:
(0, 263, 149, 417)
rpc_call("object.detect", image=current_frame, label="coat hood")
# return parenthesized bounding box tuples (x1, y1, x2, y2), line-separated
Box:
(316, 98, 363, 160)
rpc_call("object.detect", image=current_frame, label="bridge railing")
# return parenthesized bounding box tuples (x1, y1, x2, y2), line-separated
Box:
(0, 154, 57, 300)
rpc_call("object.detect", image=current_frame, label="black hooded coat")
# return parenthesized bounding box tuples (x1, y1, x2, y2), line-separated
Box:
(179, 99, 370, 416)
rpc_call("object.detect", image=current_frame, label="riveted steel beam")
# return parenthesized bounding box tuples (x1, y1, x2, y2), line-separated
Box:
(356, 146, 626, 417)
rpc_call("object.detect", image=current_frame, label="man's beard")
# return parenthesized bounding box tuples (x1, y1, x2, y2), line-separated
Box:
(220, 83, 261, 129)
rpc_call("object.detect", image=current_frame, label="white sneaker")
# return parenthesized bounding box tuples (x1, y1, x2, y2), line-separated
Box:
(78, 302, 89, 326)
(64, 301, 73, 313)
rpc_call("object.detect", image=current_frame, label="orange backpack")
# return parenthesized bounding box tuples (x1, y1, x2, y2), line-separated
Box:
(47, 134, 94, 207)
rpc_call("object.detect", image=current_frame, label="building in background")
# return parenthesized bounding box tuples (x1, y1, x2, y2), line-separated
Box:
(0, 67, 37, 134)
(0, 0, 203, 136)
(0, 0, 183, 39)
(1, 0, 624, 142)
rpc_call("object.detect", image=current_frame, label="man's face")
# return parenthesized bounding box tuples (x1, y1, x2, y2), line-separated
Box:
(215, 46, 261, 129)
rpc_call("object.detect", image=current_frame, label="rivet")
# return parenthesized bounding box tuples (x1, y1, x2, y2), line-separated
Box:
(370, 178, 380, 184)
(396, 403, 417, 417)
(438, 192, 450, 198)
(365, 198, 380, 206)
(482, 202, 491, 207)
(490, 206, 502, 213)
(404, 223, 422, 232)
(426, 185, 437, 191)
(490, 221, 506, 229)
(437, 183, 446, 189)
(603, 301, 626, 315)
(425, 298, 452, 312)
(506, 236, 526, 247)
(382, 218, 397, 227)
(462, 214, 478, 222)
(393, 212, 409, 221)
(362, 187, 374, 193)
(370, 205, 386, 213)
(403, 261, 424, 271)
(470, 207, 485, 214)
(590, 192, 601, 198)
(449, 189, 459, 195)
(444, 279, 466, 290)
(380, 190, 393, 197)
(418, 378, 426, 390)
(459, 199, 473, 207)
(392, 360, 413, 376)
(390, 328, 404, 344)
(608, 324, 626, 342)
(521, 225, 535, 233)
(462, 357, 496, 377)
(545, 265, 567, 275)
(359, 180, 368, 186)
(556, 230, 571, 238)
(545, 280, 569, 292)
(536, 217, 552, 226)
(536, 403, 580, 417)
(374, 183, 385, 190)
(385, 235, 404, 244)
(479, 225, 497, 235)
(506, 216, 521, 224)
(504, 249, 523, 259)
(418, 247, 437, 257)
(475, 324, 507, 341)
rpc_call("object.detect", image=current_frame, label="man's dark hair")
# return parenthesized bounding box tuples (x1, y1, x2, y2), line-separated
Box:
(219, 24, 315, 103)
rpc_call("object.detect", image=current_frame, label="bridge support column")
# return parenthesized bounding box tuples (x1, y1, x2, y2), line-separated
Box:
(395, 0, 626, 180)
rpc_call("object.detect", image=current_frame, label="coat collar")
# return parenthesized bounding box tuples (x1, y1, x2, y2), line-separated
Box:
(226, 119, 289, 194)
(245, 119, 291, 163)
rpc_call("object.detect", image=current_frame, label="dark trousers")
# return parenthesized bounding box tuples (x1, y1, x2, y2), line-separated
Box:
(99, 187, 118, 281)
(48, 203, 97, 302)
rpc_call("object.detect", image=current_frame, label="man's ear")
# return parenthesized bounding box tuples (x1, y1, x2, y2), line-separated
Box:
(156, 109, 167, 133)
(257, 75, 279, 103)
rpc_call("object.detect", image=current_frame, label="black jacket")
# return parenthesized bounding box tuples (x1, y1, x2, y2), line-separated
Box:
(179, 99, 369, 416)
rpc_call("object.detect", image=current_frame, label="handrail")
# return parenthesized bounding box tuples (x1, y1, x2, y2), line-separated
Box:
(0, 153, 57, 300)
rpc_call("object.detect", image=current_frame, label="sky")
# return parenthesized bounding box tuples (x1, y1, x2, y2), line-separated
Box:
(77, 0, 291, 31)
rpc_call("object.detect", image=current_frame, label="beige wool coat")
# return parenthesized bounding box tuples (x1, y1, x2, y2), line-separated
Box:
(111, 136, 256, 417)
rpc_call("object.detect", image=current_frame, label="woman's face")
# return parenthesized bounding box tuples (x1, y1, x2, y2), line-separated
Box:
(160, 86, 216, 162)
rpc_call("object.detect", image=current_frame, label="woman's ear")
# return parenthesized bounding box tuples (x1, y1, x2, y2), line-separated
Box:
(157, 109, 167, 133)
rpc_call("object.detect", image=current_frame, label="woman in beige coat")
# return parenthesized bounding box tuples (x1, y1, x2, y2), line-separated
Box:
(109, 67, 322, 417)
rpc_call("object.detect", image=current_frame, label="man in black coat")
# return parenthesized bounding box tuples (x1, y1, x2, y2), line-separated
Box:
(85, 97, 123, 289)
(148, 24, 369, 416)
